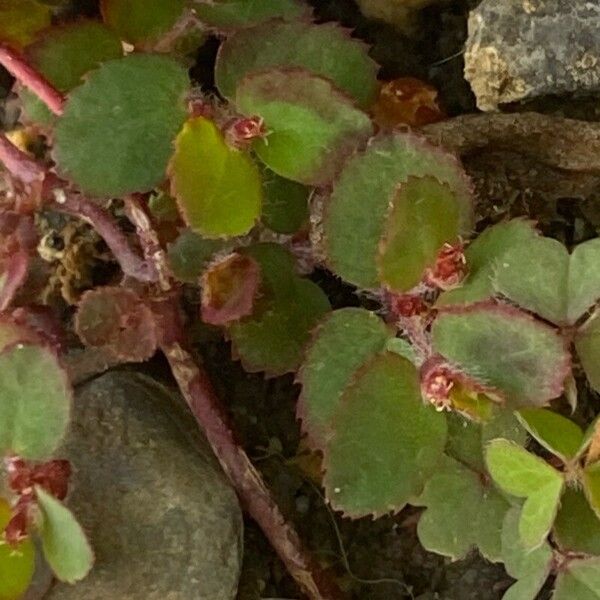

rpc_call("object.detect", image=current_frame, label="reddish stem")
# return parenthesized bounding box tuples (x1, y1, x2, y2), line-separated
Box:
(0, 133, 45, 184)
(0, 250, 29, 311)
(154, 298, 344, 600)
(0, 44, 65, 115)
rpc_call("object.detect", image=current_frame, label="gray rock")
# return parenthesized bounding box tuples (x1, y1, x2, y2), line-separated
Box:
(465, 0, 600, 110)
(46, 371, 243, 600)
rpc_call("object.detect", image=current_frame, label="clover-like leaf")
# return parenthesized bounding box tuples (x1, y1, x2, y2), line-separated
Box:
(516, 408, 584, 462)
(438, 219, 539, 307)
(486, 439, 564, 550)
(415, 455, 509, 561)
(216, 20, 378, 107)
(36, 486, 94, 584)
(500, 506, 553, 600)
(323, 132, 473, 290)
(0, 497, 35, 600)
(194, 0, 312, 30)
(494, 235, 600, 325)
(0, 0, 51, 49)
(554, 487, 600, 556)
(262, 168, 309, 234)
(297, 308, 392, 449)
(54, 54, 189, 197)
(432, 303, 570, 407)
(201, 252, 260, 326)
(167, 230, 225, 283)
(583, 462, 600, 520)
(235, 69, 373, 186)
(553, 557, 600, 600)
(75, 287, 157, 362)
(0, 344, 71, 460)
(101, 0, 186, 44)
(576, 313, 600, 393)
(169, 116, 262, 237)
(377, 176, 465, 292)
(228, 244, 330, 376)
(324, 352, 447, 517)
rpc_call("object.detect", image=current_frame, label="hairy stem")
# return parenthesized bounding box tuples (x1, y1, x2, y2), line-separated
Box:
(0, 44, 65, 115)
(0, 133, 45, 183)
(154, 298, 344, 600)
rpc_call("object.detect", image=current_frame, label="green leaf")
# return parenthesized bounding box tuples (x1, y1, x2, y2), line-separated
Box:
(516, 408, 584, 462)
(385, 336, 417, 364)
(500, 507, 552, 600)
(36, 486, 93, 584)
(0, 498, 35, 600)
(148, 191, 180, 223)
(194, 0, 312, 30)
(169, 116, 262, 237)
(576, 313, 600, 393)
(54, 54, 189, 197)
(0, 344, 71, 460)
(228, 244, 330, 376)
(235, 69, 373, 186)
(438, 219, 539, 307)
(324, 352, 447, 517)
(554, 487, 600, 556)
(377, 176, 462, 292)
(415, 455, 509, 561)
(583, 462, 600, 520)
(262, 168, 309, 234)
(323, 132, 473, 289)
(0, 0, 51, 49)
(101, 0, 186, 44)
(298, 308, 391, 449)
(216, 20, 378, 107)
(554, 558, 600, 600)
(432, 303, 570, 407)
(485, 439, 564, 549)
(167, 230, 224, 283)
(569, 239, 600, 324)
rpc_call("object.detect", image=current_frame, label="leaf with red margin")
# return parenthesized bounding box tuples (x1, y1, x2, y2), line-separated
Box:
(324, 352, 447, 518)
(75, 287, 157, 362)
(432, 302, 570, 407)
(201, 252, 260, 326)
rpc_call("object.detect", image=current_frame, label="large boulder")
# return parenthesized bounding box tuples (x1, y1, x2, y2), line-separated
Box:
(46, 371, 243, 600)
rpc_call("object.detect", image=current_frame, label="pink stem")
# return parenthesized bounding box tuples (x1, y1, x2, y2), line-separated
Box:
(0, 251, 29, 311)
(154, 298, 344, 600)
(0, 44, 65, 115)
(0, 133, 45, 184)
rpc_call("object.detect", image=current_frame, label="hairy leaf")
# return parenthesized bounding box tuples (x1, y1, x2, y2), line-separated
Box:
(194, 0, 312, 29)
(169, 116, 262, 237)
(438, 219, 539, 307)
(553, 558, 600, 600)
(75, 287, 157, 362)
(0, 498, 35, 600)
(323, 132, 473, 289)
(101, 0, 185, 44)
(554, 487, 600, 556)
(583, 462, 600, 520)
(569, 239, 600, 324)
(167, 230, 224, 283)
(262, 168, 309, 234)
(54, 54, 189, 197)
(516, 408, 584, 462)
(216, 20, 378, 107)
(36, 486, 94, 583)
(324, 352, 447, 517)
(576, 313, 600, 393)
(0, 0, 51, 49)
(501, 507, 552, 600)
(297, 308, 391, 449)
(377, 176, 463, 292)
(229, 244, 330, 375)
(0, 344, 71, 460)
(415, 455, 508, 561)
(236, 69, 372, 185)
(432, 303, 570, 407)
(201, 252, 260, 326)
(486, 439, 564, 549)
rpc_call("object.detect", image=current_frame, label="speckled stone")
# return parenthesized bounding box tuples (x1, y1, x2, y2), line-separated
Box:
(465, 0, 600, 110)
(46, 371, 243, 600)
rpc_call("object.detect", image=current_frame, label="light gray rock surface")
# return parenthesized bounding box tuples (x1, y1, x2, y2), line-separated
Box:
(45, 371, 243, 600)
(465, 0, 600, 110)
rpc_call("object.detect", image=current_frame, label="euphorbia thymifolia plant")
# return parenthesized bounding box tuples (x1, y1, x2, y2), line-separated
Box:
(0, 1, 599, 599)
